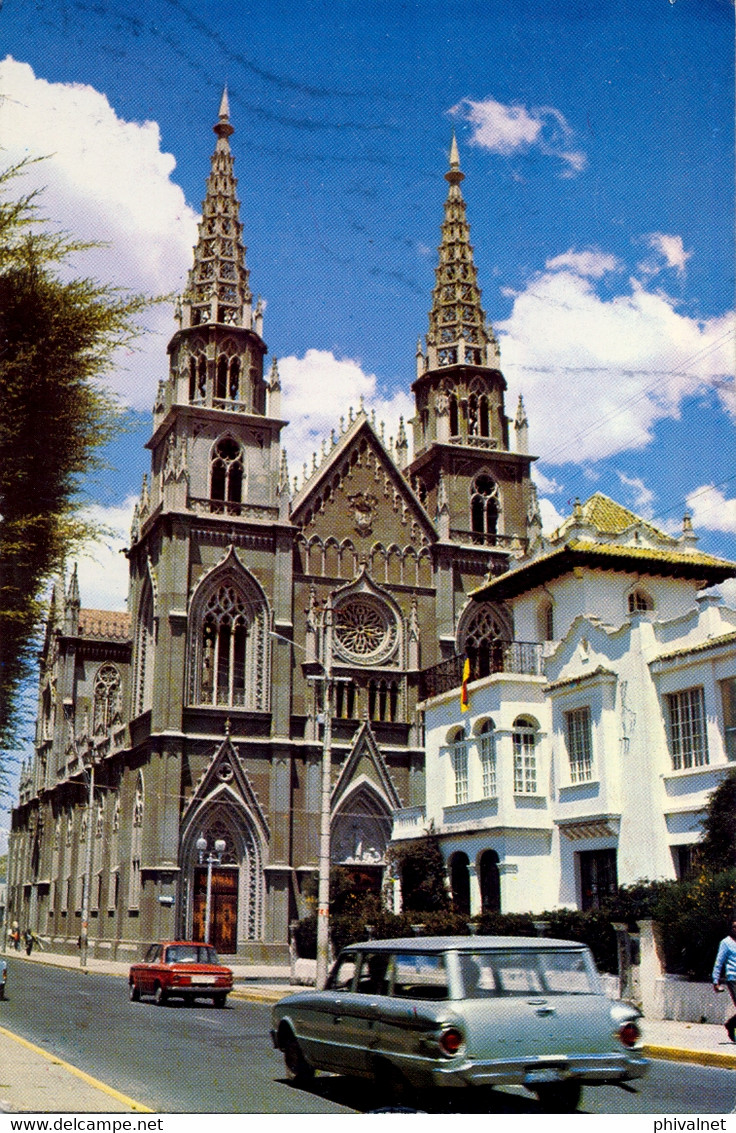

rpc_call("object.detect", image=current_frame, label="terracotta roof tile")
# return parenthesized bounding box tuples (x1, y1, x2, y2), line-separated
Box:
(77, 608, 131, 641)
(652, 630, 736, 663)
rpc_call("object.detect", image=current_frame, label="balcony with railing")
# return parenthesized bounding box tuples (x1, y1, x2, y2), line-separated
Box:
(418, 642, 544, 702)
(448, 529, 523, 550)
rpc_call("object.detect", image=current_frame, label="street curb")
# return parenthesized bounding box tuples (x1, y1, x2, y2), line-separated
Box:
(0, 1024, 154, 1113)
(642, 1043, 736, 1070)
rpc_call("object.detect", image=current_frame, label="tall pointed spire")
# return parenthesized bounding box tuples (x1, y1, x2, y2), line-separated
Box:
(181, 89, 254, 330)
(425, 135, 496, 369)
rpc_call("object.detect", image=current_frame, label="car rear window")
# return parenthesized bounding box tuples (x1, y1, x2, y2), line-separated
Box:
(459, 949, 599, 998)
(165, 945, 220, 965)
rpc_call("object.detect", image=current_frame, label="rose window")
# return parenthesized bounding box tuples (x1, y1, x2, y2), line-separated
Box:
(334, 597, 397, 665)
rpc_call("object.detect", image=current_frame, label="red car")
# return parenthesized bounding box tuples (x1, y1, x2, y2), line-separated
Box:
(129, 941, 233, 1007)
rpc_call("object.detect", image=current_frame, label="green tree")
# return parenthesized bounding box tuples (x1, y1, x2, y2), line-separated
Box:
(699, 769, 736, 874)
(387, 831, 450, 913)
(0, 160, 150, 751)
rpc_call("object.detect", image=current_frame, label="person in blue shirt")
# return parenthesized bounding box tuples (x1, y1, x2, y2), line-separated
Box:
(712, 920, 736, 1041)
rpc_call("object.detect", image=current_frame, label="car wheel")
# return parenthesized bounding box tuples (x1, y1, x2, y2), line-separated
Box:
(533, 1081, 582, 1112)
(129, 981, 140, 1002)
(153, 983, 168, 1006)
(0, 985, 5, 1000)
(212, 993, 227, 1008)
(282, 1031, 314, 1084)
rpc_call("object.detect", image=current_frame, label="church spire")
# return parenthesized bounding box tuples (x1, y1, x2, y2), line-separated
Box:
(425, 135, 497, 370)
(180, 88, 254, 330)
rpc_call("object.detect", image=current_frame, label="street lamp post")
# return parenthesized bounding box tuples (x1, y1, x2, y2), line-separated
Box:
(196, 835, 226, 944)
(270, 610, 347, 990)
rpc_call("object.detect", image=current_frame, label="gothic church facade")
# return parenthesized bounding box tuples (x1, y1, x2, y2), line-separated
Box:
(8, 97, 538, 960)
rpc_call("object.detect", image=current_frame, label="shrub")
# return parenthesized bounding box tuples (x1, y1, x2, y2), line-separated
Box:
(651, 868, 736, 980)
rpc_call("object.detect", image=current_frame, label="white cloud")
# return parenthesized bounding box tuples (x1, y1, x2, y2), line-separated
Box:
(639, 233, 692, 279)
(686, 484, 736, 536)
(616, 472, 655, 518)
(278, 349, 414, 480)
(545, 249, 620, 279)
(497, 263, 735, 463)
(75, 497, 136, 611)
(539, 497, 566, 534)
(533, 469, 562, 494)
(0, 56, 198, 408)
(450, 96, 586, 176)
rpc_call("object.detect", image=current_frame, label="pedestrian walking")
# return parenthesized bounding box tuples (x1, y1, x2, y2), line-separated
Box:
(23, 928, 38, 956)
(712, 919, 736, 1041)
(9, 922, 20, 951)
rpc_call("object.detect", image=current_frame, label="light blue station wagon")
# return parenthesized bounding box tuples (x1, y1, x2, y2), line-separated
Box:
(271, 935, 648, 1110)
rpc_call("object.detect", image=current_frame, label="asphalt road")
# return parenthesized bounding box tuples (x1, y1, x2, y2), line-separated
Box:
(1, 959, 734, 1114)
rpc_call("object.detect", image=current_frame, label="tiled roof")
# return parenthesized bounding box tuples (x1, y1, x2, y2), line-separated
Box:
(471, 541, 736, 602)
(574, 493, 671, 542)
(77, 609, 131, 641)
(566, 539, 735, 570)
(652, 630, 736, 663)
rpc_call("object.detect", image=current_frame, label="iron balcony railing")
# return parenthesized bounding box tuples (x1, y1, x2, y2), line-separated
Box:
(418, 642, 544, 701)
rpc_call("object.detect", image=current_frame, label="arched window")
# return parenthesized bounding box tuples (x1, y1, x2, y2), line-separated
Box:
(537, 598, 555, 643)
(449, 851, 470, 915)
(128, 774, 144, 911)
(462, 602, 510, 679)
(135, 581, 155, 716)
(335, 680, 357, 719)
(479, 849, 501, 912)
(467, 391, 490, 438)
(477, 719, 496, 798)
(449, 393, 459, 436)
(188, 343, 207, 402)
(92, 664, 121, 735)
(448, 726, 468, 804)
(210, 437, 244, 505)
(628, 588, 654, 614)
(513, 716, 538, 794)
(470, 474, 499, 541)
(215, 342, 242, 402)
(201, 585, 250, 707)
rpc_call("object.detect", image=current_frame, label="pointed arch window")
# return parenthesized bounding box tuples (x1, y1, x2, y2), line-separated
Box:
(468, 391, 490, 438)
(537, 598, 555, 643)
(462, 602, 510, 679)
(201, 585, 250, 707)
(471, 474, 499, 541)
(449, 392, 459, 436)
(128, 775, 144, 910)
(188, 344, 207, 402)
(215, 342, 242, 402)
(210, 437, 244, 506)
(134, 581, 155, 716)
(93, 664, 121, 735)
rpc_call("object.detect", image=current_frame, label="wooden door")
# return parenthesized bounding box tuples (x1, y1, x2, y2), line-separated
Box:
(193, 866, 238, 954)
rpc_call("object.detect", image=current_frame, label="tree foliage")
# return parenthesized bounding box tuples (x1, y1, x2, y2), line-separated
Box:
(0, 160, 150, 750)
(386, 831, 451, 913)
(698, 769, 736, 874)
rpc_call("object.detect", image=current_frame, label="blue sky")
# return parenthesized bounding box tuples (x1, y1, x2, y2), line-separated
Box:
(0, 0, 734, 831)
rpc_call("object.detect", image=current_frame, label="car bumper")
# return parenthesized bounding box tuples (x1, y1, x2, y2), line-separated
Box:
(425, 1050, 650, 1089)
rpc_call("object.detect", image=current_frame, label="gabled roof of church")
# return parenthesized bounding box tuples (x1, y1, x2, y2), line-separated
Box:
(290, 406, 436, 540)
(331, 720, 403, 812)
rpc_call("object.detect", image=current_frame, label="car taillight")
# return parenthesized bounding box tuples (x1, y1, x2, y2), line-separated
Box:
(438, 1027, 464, 1056)
(617, 1021, 640, 1048)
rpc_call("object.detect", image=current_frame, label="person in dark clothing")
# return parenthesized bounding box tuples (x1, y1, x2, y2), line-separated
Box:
(712, 920, 736, 1041)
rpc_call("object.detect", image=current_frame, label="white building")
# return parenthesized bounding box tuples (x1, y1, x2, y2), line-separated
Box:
(394, 494, 736, 916)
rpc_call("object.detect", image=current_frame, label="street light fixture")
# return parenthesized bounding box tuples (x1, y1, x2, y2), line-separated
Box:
(196, 834, 226, 945)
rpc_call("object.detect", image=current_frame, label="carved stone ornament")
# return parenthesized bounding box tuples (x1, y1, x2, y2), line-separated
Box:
(347, 492, 378, 537)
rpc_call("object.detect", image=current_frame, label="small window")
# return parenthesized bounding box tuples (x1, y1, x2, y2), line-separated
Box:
(628, 589, 653, 614)
(449, 729, 468, 804)
(720, 677, 736, 760)
(478, 720, 497, 798)
(356, 952, 391, 996)
(565, 707, 593, 783)
(665, 687, 709, 770)
(512, 716, 537, 794)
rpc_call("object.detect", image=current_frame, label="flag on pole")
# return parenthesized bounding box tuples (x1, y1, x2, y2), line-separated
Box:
(460, 657, 471, 712)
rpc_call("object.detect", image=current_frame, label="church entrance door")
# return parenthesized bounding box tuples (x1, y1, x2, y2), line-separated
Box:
(193, 866, 238, 954)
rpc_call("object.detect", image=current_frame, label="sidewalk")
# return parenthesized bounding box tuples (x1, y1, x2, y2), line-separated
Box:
(1, 946, 735, 1112)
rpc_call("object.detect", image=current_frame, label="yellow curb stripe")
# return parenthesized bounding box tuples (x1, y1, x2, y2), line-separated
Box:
(0, 1025, 154, 1113)
(643, 1042, 736, 1070)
